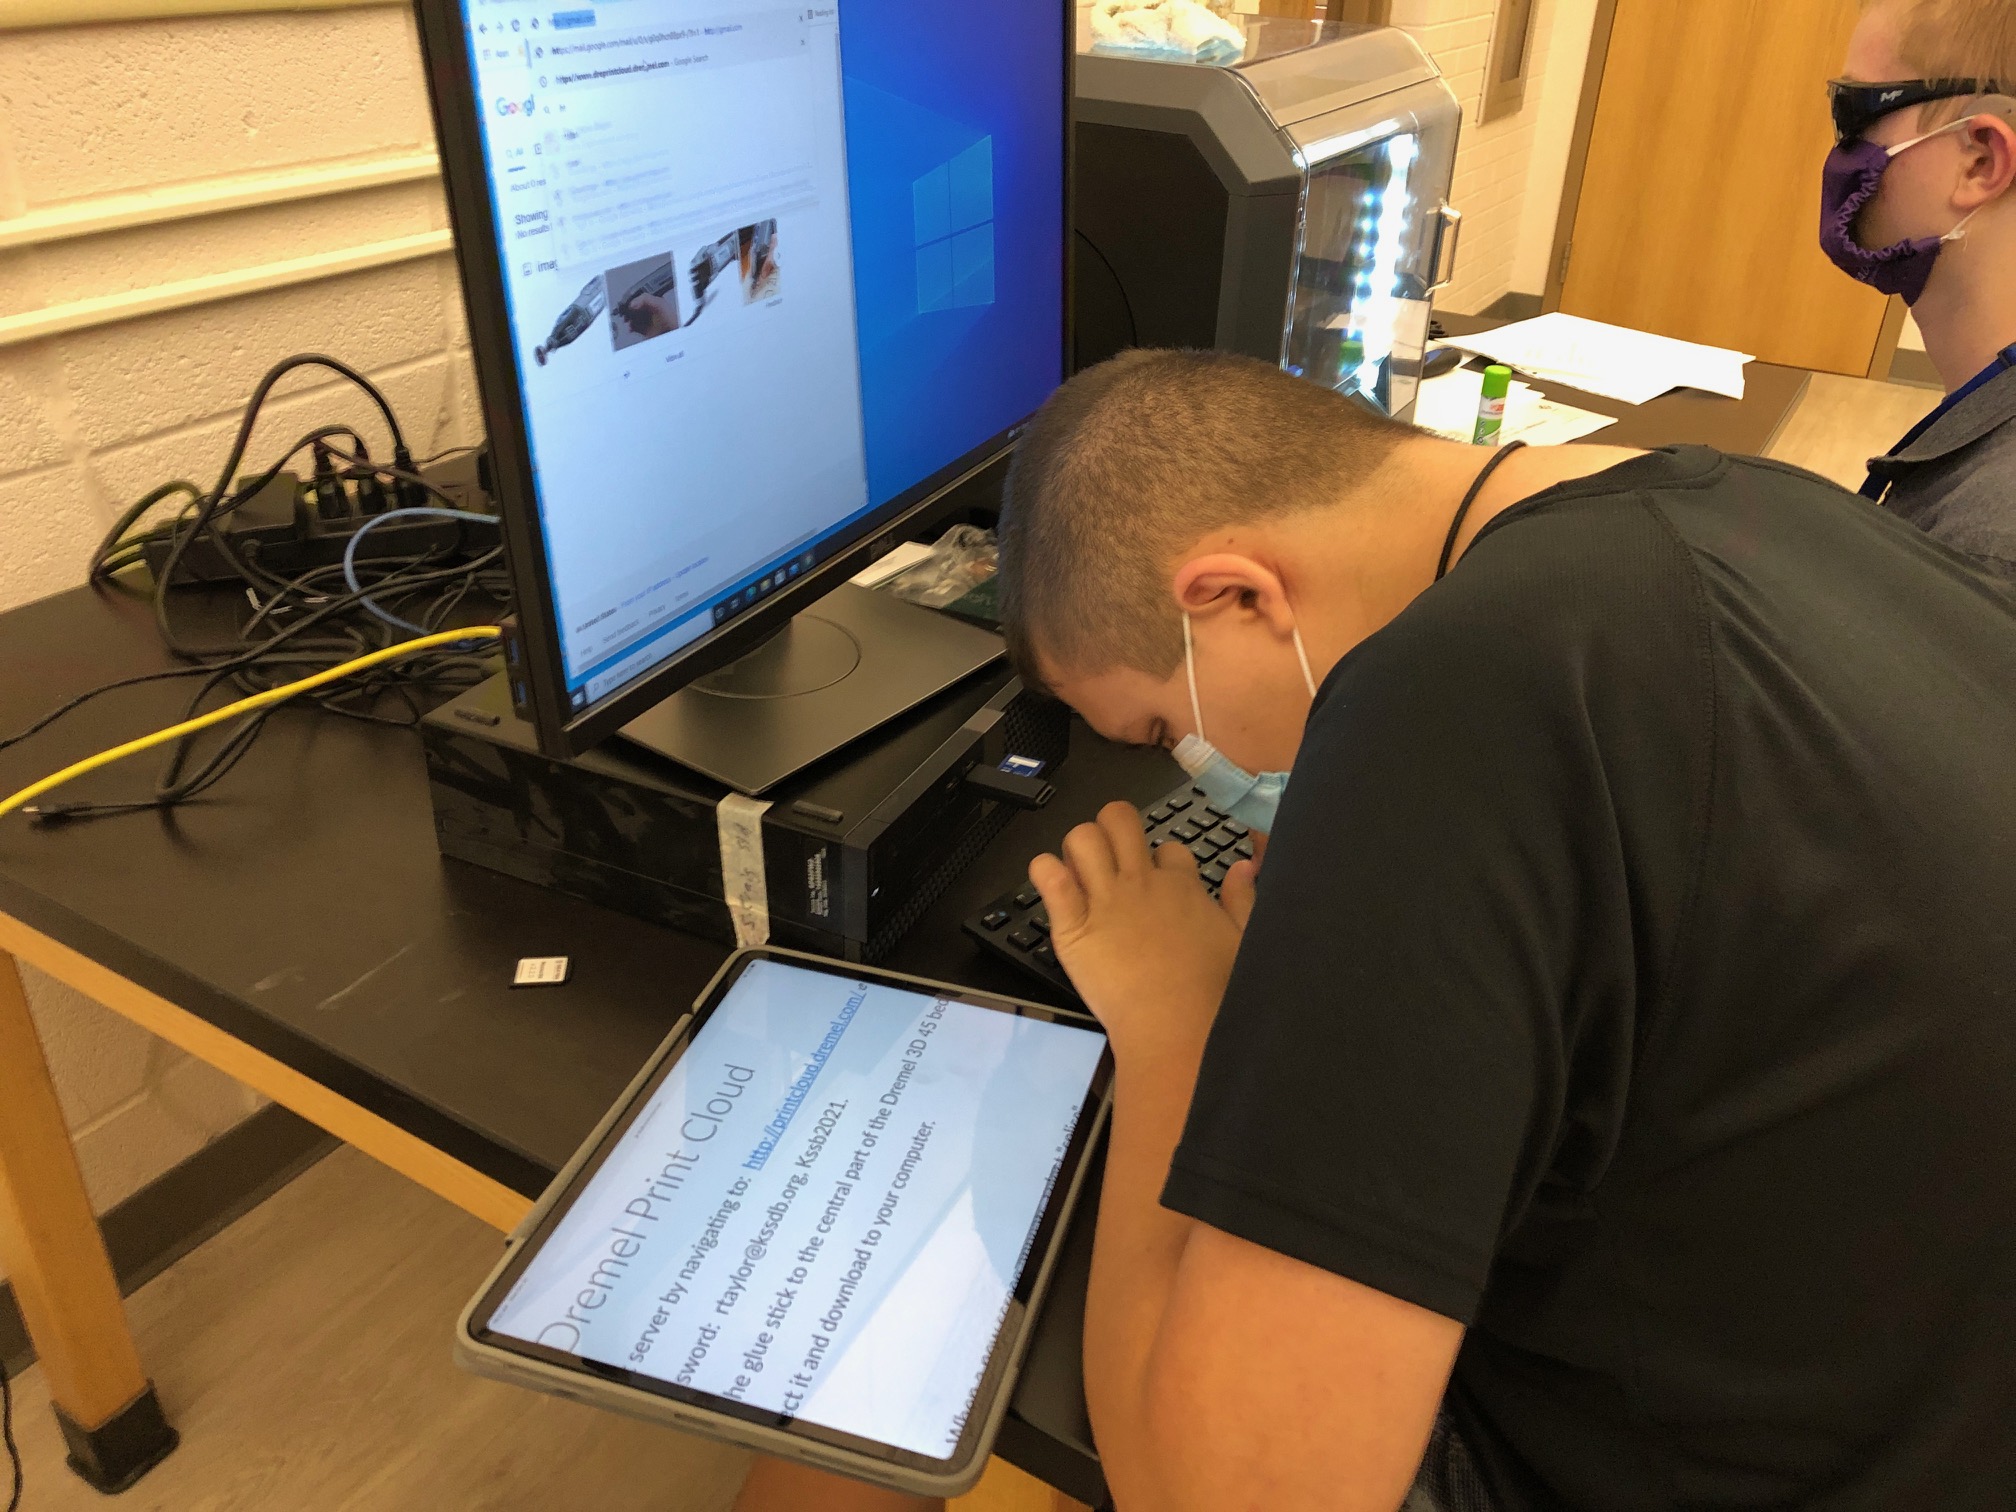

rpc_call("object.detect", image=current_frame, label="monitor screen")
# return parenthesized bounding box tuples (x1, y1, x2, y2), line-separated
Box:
(458, 0, 1067, 715)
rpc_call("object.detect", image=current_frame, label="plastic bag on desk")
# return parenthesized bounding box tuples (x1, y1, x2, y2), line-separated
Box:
(884, 525, 998, 611)
(1085, 0, 1245, 63)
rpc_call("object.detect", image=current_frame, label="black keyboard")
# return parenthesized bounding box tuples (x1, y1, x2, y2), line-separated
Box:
(963, 780, 1254, 997)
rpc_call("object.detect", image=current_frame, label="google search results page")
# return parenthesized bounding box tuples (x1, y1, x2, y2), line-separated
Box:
(469, 0, 868, 700)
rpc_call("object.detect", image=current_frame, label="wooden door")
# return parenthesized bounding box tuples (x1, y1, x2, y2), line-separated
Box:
(1555, 0, 1899, 376)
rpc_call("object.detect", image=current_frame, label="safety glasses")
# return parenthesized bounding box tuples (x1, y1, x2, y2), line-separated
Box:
(1828, 77, 2009, 144)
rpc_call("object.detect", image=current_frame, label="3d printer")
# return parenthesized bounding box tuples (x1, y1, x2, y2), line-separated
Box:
(1074, 15, 1464, 420)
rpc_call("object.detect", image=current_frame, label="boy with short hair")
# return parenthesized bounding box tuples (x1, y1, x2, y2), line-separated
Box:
(1002, 349, 2016, 1511)
(1826, 0, 2016, 573)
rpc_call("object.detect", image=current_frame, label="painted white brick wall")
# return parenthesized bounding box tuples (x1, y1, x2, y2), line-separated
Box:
(1390, 0, 1589, 315)
(0, 7, 481, 1241)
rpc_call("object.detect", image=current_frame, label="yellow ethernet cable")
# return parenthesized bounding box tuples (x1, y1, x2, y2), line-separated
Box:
(0, 626, 503, 821)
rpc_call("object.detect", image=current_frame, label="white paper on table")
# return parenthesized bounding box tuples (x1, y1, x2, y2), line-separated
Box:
(1438, 312, 1753, 405)
(1413, 365, 1618, 447)
(849, 539, 932, 587)
(1513, 393, 1622, 446)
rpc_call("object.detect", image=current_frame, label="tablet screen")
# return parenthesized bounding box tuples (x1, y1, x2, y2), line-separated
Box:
(481, 957, 1107, 1460)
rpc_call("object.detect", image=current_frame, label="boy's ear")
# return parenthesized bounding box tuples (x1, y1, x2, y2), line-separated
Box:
(1172, 553, 1295, 634)
(1958, 106, 2016, 203)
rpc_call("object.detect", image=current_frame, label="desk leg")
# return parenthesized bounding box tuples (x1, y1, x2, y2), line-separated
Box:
(0, 948, 179, 1491)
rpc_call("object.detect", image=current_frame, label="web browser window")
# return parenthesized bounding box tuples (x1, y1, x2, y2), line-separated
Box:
(462, 0, 1066, 714)
(470, 0, 867, 703)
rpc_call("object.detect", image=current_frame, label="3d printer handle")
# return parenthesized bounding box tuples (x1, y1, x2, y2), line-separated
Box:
(1428, 204, 1464, 295)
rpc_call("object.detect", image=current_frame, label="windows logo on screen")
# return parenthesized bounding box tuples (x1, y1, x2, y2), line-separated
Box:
(912, 138, 995, 314)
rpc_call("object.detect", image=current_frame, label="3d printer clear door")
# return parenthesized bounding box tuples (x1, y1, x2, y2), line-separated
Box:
(1282, 112, 1458, 420)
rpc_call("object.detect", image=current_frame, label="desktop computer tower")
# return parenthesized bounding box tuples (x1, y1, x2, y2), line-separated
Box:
(422, 669, 1068, 964)
(1073, 18, 1464, 420)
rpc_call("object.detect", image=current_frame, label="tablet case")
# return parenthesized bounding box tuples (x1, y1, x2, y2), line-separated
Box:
(453, 947, 1111, 1498)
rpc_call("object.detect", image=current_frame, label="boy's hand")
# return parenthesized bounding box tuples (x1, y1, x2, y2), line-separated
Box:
(1029, 802, 1253, 1064)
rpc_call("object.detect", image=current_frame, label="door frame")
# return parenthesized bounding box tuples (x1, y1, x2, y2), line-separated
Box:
(1540, 0, 1619, 315)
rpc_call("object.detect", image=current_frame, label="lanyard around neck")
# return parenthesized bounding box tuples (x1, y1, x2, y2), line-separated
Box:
(1438, 442, 1528, 581)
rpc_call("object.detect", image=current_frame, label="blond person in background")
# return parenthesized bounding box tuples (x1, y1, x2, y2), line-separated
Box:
(1824, 0, 2016, 575)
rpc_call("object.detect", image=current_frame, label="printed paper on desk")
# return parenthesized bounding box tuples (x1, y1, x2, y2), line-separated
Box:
(1413, 368, 1618, 447)
(1441, 313, 1754, 405)
(1514, 395, 1622, 446)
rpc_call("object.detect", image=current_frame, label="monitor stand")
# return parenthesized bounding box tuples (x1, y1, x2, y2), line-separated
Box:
(615, 583, 1004, 795)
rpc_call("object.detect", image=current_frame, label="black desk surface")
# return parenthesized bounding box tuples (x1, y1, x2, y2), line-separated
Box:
(0, 582, 1152, 1502)
(0, 351, 1811, 1502)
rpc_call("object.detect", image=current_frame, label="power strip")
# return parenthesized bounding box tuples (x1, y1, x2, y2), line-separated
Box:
(140, 451, 494, 589)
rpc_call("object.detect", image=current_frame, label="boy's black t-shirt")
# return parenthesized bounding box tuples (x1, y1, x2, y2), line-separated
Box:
(1162, 447, 2016, 1510)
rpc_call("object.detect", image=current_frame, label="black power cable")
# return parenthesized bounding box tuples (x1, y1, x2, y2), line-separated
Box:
(1074, 228, 1139, 353)
(90, 429, 361, 593)
(6, 353, 509, 825)
(3, 539, 486, 767)
(151, 356, 408, 658)
(89, 479, 202, 578)
(29, 554, 507, 823)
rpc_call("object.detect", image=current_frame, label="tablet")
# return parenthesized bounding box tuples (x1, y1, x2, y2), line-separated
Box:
(456, 948, 1112, 1497)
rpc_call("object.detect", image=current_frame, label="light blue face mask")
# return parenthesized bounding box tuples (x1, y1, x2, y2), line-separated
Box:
(1169, 612, 1317, 835)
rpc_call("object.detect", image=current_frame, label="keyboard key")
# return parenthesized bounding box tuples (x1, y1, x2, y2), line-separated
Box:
(1222, 819, 1249, 838)
(1009, 927, 1040, 950)
(980, 909, 1011, 931)
(1147, 804, 1174, 824)
(1165, 794, 1193, 813)
(1031, 942, 1057, 967)
(1233, 838, 1255, 859)
(1208, 825, 1241, 847)
(1012, 886, 1040, 909)
(1202, 861, 1229, 886)
(1189, 838, 1223, 862)
(1170, 821, 1203, 843)
(1203, 806, 1229, 822)
(1028, 913, 1050, 936)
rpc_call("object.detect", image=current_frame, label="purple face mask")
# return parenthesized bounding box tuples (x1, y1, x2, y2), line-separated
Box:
(1819, 124, 1981, 305)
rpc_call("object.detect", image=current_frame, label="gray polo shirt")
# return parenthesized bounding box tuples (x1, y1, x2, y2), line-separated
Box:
(1863, 356, 2016, 580)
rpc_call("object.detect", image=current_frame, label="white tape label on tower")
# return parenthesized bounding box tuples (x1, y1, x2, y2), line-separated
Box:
(716, 793, 774, 948)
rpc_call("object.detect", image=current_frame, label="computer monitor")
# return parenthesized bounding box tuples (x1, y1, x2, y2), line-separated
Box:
(414, 0, 1071, 783)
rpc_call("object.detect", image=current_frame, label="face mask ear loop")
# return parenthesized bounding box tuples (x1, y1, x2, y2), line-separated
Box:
(1183, 612, 1207, 744)
(1942, 204, 1985, 244)
(1887, 114, 1977, 160)
(1291, 624, 1318, 699)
